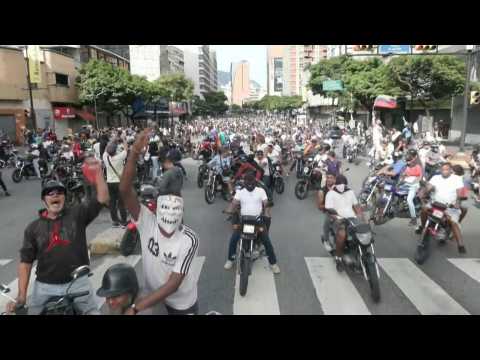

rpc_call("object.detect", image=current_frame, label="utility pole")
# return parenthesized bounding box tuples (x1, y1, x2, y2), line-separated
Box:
(24, 45, 38, 132)
(459, 46, 475, 152)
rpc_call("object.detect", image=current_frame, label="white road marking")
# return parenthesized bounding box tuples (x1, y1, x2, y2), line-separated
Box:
(0, 259, 13, 266)
(305, 257, 371, 315)
(378, 258, 469, 315)
(233, 257, 280, 315)
(448, 258, 480, 284)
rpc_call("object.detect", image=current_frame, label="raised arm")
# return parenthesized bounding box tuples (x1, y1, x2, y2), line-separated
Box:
(119, 129, 150, 221)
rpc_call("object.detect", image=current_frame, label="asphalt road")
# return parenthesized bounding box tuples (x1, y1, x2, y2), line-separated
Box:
(1, 150, 480, 315)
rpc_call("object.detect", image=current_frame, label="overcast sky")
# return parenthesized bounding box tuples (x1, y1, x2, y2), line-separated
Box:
(210, 45, 267, 88)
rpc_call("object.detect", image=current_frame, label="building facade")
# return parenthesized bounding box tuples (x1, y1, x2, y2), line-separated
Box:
(178, 45, 218, 97)
(231, 61, 250, 106)
(283, 45, 327, 97)
(95, 45, 130, 60)
(267, 45, 285, 96)
(130, 45, 184, 81)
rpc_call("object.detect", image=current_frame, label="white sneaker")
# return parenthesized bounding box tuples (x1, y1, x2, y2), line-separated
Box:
(224, 260, 234, 270)
(322, 239, 333, 253)
(270, 264, 281, 274)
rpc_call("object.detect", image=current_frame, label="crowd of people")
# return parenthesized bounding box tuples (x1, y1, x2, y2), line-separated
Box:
(2, 112, 479, 315)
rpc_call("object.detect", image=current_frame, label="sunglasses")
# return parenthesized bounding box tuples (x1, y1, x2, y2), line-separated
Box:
(46, 190, 65, 197)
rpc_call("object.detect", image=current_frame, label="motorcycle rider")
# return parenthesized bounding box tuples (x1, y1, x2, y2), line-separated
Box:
(325, 175, 366, 271)
(223, 172, 280, 274)
(5, 159, 109, 315)
(399, 150, 423, 226)
(207, 146, 233, 195)
(415, 162, 466, 254)
(156, 146, 184, 197)
(424, 143, 446, 180)
(28, 143, 42, 179)
(317, 172, 338, 252)
(376, 152, 406, 180)
(119, 129, 201, 315)
(96, 263, 140, 315)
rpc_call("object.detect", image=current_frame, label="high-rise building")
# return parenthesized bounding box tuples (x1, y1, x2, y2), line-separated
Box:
(177, 45, 218, 97)
(267, 45, 285, 96)
(231, 61, 250, 106)
(129, 45, 184, 81)
(283, 45, 327, 97)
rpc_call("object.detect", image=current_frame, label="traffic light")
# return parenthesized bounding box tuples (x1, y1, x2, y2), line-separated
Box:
(353, 45, 377, 51)
(414, 45, 437, 51)
(471, 91, 480, 106)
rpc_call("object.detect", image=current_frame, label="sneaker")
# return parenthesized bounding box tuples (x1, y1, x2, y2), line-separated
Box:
(322, 237, 333, 253)
(458, 245, 466, 254)
(112, 222, 120, 228)
(409, 218, 417, 227)
(335, 257, 345, 272)
(4, 192, 10, 197)
(270, 264, 281, 274)
(224, 260, 234, 270)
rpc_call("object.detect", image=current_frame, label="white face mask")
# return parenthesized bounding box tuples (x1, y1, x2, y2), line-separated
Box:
(336, 184, 346, 193)
(156, 195, 184, 235)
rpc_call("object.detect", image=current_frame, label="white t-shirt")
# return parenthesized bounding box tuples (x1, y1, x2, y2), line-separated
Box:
(255, 157, 270, 176)
(429, 174, 464, 205)
(135, 205, 199, 310)
(234, 187, 268, 217)
(93, 142, 101, 160)
(103, 150, 127, 183)
(325, 189, 359, 219)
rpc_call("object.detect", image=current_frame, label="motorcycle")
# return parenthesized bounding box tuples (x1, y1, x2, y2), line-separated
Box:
(1, 265, 92, 315)
(0, 148, 18, 169)
(270, 161, 285, 194)
(204, 167, 232, 204)
(294, 156, 322, 200)
(120, 183, 158, 256)
(11, 155, 49, 183)
(345, 143, 359, 164)
(236, 215, 267, 297)
(371, 179, 422, 226)
(294, 149, 305, 179)
(323, 210, 381, 302)
(415, 201, 454, 265)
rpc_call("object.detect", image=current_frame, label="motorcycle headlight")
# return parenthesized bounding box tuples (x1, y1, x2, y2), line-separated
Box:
(356, 232, 372, 246)
(16, 161, 22, 167)
(276, 166, 281, 171)
(304, 167, 309, 174)
(243, 224, 255, 234)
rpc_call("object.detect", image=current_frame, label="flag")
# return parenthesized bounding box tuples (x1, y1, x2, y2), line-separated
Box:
(27, 45, 41, 84)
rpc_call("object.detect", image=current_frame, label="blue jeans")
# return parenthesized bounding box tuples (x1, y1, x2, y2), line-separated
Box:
(151, 156, 159, 178)
(228, 229, 277, 265)
(29, 275, 100, 315)
(406, 183, 420, 219)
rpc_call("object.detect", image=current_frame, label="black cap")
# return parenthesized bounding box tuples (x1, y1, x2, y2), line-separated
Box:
(41, 180, 66, 198)
(96, 263, 139, 299)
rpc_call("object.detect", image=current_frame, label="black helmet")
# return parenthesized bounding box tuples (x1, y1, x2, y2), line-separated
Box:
(41, 180, 66, 198)
(96, 263, 139, 299)
(407, 148, 418, 157)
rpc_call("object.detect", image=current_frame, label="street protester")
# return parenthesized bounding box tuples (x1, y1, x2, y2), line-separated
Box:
(5, 158, 109, 315)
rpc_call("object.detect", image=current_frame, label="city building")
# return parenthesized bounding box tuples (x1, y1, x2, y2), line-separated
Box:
(231, 61, 250, 106)
(0, 46, 97, 143)
(178, 45, 218, 97)
(245, 81, 266, 103)
(219, 83, 232, 105)
(267, 45, 285, 96)
(283, 45, 327, 97)
(129, 45, 184, 81)
(95, 45, 130, 60)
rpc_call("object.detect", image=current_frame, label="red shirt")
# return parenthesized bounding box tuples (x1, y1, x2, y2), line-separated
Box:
(234, 162, 262, 181)
(404, 164, 422, 177)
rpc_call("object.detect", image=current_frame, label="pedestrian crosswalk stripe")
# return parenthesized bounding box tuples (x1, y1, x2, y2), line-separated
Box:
(447, 258, 480, 284)
(233, 257, 280, 315)
(0, 259, 13, 267)
(378, 258, 469, 315)
(91, 255, 142, 309)
(305, 257, 371, 315)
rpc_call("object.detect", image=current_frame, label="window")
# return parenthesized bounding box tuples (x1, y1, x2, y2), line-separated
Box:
(55, 73, 69, 87)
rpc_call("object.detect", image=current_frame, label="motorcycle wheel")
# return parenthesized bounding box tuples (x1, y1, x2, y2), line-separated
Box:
(120, 227, 140, 256)
(415, 232, 430, 265)
(275, 178, 285, 194)
(205, 183, 216, 204)
(12, 169, 22, 183)
(366, 258, 381, 303)
(295, 180, 309, 200)
(197, 172, 204, 188)
(239, 253, 250, 297)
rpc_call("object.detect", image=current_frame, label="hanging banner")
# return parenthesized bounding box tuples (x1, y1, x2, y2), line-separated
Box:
(28, 45, 42, 84)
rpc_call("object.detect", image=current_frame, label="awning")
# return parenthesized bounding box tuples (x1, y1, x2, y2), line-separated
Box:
(75, 110, 96, 122)
(374, 95, 398, 109)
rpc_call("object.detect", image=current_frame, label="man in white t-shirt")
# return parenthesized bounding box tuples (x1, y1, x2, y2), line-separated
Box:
(223, 172, 280, 274)
(119, 129, 200, 315)
(325, 175, 365, 271)
(416, 162, 466, 253)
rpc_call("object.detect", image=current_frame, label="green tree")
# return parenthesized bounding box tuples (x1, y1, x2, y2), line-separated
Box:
(386, 55, 466, 116)
(156, 73, 194, 101)
(204, 91, 229, 116)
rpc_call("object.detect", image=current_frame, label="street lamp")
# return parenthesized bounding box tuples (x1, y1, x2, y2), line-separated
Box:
(92, 89, 107, 130)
